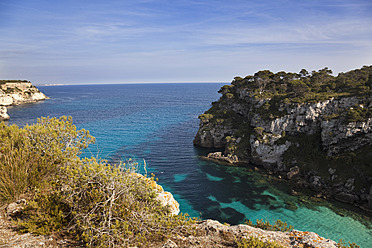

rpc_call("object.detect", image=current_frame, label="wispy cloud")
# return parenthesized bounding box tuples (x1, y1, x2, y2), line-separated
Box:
(0, 0, 371, 83)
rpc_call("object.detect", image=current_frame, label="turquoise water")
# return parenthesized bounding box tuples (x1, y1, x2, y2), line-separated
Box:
(7, 84, 372, 247)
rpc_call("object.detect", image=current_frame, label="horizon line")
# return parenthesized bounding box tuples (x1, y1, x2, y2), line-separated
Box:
(37, 81, 228, 86)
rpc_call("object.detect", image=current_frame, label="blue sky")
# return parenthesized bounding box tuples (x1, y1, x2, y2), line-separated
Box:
(0, 0, 371, 84)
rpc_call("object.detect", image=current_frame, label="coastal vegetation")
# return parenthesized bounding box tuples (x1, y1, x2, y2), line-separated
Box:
(205, 65, 372, 123)
(244, 219, 293, 232)
(237, 236, 284, 248)
(229, 65, 372, 103)
(0, 116, 195, 247)
(0, 80, 30, 84)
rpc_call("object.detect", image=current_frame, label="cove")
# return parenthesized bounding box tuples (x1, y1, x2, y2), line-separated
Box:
(6, 83, 372, 247)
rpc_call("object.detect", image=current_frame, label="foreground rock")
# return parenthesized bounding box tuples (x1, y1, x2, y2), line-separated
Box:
(0, 80, 48, 120)
(1, 187, 340, 247)
(0, 210, 338, 248)
(161, 219, 337, 248)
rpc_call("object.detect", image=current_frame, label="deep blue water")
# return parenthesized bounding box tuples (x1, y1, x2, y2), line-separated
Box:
(6, 84, 372, 247)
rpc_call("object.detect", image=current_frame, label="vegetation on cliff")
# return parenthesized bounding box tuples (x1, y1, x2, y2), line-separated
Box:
(0, 80, 48, 121)
(229, 65, 372, 103)
(0, 80, 40, 95)
(195, 65, 372, 211)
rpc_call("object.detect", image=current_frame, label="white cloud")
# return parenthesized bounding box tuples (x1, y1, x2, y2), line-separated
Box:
(0, 0, 371, 83)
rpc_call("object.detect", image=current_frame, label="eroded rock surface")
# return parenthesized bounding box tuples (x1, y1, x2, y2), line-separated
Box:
(0, 81, 48, 120)
(194, 69, 372, 210)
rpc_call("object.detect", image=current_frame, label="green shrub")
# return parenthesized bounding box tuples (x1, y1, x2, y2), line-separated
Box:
(0, 116, 95, 203)
(17, 191, 69, 235)
(58, 158, 194, 247)
(18, 158, 195, 247)
(2, 116, 194, 247)
(244, 219, 293, 232)
(337, 239, 360, 248)
(198, 113, 214, 122)
(254, 127, 265, 137)
(237, 236, 284, 248)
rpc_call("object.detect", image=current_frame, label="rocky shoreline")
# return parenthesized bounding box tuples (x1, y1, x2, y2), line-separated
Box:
(0, 80, 48, 121)
(1, 200, 339, 248)
(194, 67, 372, 214)
(203, 148, 372, 217)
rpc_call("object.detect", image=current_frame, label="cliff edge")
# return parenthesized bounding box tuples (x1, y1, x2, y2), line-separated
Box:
(0, 80, 48, 120)
(194, 66, 372, 211)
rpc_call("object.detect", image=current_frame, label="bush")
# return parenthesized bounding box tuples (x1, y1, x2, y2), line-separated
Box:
(237, 236, 283, 248)
(338, 239, 360, 248)
(18, 158, 195, 247)
(254, 127, 265, 137)
(17, 191, 69, 235)
(244, 219, 293, 232)
(0, 116, 94, 203)
(1, 116, 194, 247)
(61, 158, 194, 247)
(198, 113, 214, 122)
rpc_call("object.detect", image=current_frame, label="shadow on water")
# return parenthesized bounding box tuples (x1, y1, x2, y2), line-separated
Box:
(110, 118, 372, 242)
(110, 119, 295, 224)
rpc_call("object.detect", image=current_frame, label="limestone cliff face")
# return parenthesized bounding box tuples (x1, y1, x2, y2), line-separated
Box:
(194, 67, 372, 209)
(0, 106, 10, 121)
(195, 93, 372, 163)
(0, 81, 48, 120)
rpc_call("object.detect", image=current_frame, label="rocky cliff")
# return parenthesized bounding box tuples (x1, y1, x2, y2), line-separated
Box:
(194, 66, 372, 210)
(0, 80, 48, 120)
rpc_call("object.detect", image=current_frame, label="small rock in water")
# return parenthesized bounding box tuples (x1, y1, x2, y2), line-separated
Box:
(290, 190, 300, 196)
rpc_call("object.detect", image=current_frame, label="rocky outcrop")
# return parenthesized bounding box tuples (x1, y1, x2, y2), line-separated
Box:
(0, 80, 48, 120)
(194, 67, 372, 210)
(0, 216, 339, 248)
(161, 219, 338, 248)
(206, 152, 239, 164)
(0, 107, 9, 121)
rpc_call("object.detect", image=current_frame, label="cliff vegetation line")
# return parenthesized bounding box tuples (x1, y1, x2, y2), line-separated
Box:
(194, 65, 372, 211)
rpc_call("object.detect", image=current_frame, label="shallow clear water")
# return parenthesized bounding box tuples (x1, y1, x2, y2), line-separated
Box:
(7, 84, 372, 247)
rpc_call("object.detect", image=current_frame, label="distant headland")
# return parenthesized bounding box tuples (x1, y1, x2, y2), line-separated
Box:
(0, 80, 48, 120)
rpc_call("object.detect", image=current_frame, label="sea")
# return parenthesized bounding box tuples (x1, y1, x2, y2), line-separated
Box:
(6, 83, 372, 247)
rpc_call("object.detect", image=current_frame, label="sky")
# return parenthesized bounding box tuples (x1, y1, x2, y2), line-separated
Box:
(0, 0, 371, 85)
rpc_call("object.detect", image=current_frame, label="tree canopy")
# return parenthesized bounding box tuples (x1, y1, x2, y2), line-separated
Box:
(230, 65, 372, 102)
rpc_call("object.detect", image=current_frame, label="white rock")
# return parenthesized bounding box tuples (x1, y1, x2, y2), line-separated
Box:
(0, 106, 10, 120)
